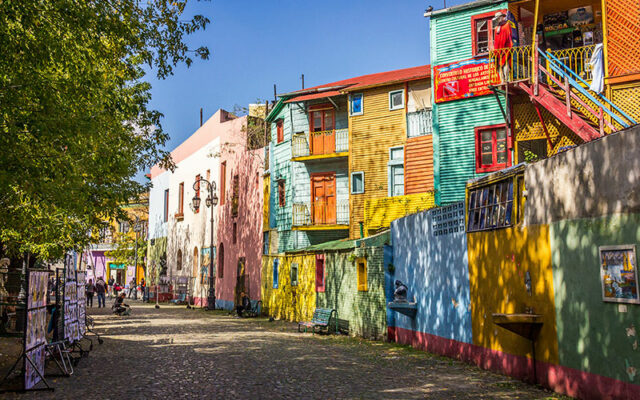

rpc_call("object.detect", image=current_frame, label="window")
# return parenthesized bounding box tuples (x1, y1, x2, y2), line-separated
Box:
(232, 222, 237, 244)
(276, 119, 284, 143)
(232, 174, 239, 217)
(350, 93, 363, 115)
(475, 125, 510, 173)
(278, 179, 285, 207)
(220, 162, 226, 205)
(467, 178, 514, 232)
(290, 263, 299, 286)
(272, 259, 279, 289)
(263, 232, 269, 255)
(163, 189, 169, 222)
(471, 11, 498, 56)
(177, 182, 184, 215)
(351, 172, 364, 194)
(357, 257, 367, 291)
(218, 243, 224, 278)
(309, 108, 335, 132)
(388, 147, 404, 197)
(118, 220, 129, 233)
(176, 249, 183, 271)
(315, 255, 325, 292)
(389, 90, 405, 110)
(516, 175, 525, 224)
(194, 174, 201, 213)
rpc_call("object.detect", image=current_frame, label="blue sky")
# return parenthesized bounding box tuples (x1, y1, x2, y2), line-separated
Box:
(144, 0, 468, 162)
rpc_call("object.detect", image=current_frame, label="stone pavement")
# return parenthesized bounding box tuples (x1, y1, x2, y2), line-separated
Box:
(6, 301, 570, 399)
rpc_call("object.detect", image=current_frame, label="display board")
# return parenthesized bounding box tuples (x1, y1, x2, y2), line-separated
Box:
(24, 270, 49, 390)
(434, 57, 498, 103)
(76, 271, 86, 338)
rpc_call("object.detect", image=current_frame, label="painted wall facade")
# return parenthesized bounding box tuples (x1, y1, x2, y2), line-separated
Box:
(389, 202, 472, 351)
(316, 235, 390, 340)
(364, 192, 435, 236)
(261, 254, 316, 322)
(429, 1, 508, 205)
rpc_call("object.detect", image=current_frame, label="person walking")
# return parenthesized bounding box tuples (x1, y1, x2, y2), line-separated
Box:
(128, 278, 136, 299)
(140, 278, 146, 302)
(86, 279, 96, 307)
(108, 276, 115, 297)
(95, 277, 107, 308)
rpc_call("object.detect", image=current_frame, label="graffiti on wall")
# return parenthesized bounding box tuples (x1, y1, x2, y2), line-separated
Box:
(599, 245, 639, 304)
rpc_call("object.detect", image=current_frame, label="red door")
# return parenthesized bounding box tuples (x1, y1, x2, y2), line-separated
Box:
(311, 112, 324, 155)
(310, 109, 335, 155)
(311, 174, 336, 224)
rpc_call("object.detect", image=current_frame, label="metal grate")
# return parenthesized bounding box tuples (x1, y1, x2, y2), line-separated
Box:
(605, 0, 640, 77)
(612, 85, 640, 128)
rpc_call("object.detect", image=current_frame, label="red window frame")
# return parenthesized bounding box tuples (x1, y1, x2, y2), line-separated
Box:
(276, 119, 284, 143)
(475, 124, 511, 173)
(315, 254, 325, 292)
(308, 107, 335, 132)
(194, 174, 201, 213)
(220, 161, 226, 205)
(471, 11, 500, 56)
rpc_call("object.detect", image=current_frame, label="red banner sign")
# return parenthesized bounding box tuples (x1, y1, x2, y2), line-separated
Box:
(434, 58, 497, 103)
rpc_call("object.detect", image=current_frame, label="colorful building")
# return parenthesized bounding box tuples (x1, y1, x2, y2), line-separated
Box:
(148, 108, 264, 308)
(343, 66, 435, 238)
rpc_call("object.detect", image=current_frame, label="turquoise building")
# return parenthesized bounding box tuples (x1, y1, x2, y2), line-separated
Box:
(428, 0, 509, 205)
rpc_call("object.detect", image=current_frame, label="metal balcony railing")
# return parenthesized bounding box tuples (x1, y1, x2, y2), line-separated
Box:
(407, 109, 433, 138)
(489, 45, 533, 84)
(292, 200, 349, 227)
(291, 129, 348, 158)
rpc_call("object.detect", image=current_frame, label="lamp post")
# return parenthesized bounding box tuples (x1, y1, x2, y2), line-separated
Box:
(192, 178, 218, 310)
(133, 216, 142, 299)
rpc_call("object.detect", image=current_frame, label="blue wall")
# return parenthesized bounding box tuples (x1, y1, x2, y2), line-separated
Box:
(389, 202, 472, 343)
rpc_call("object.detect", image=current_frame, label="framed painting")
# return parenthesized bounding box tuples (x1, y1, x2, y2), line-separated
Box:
(599, 245, 639, 304)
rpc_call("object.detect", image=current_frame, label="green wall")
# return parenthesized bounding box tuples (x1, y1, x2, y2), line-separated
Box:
(551, 214, 640, 385)
(430, 1, 508, 205)
(316, 245, 387, 339)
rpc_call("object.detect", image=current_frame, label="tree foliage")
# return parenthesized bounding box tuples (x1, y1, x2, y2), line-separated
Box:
(105, 233, 147, 269)
(0, 0, 210, 259)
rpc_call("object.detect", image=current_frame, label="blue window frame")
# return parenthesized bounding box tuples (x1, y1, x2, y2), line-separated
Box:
(272, 259, 279, 289)
(350, 93, 363, 116)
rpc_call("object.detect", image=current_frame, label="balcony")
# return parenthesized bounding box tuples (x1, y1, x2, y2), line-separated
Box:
(292, 200, 349, 230)
(292, 129, 348, 161)
(407, 109, 433, 138)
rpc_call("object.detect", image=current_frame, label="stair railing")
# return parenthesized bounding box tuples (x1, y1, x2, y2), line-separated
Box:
(540, 48, 636, 130)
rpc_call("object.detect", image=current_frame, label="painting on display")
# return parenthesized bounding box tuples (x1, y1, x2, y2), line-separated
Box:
(599, 245, 639, 304)
(568, 6, 593, 27)
(24, 347, 45, 390)
(24, 270, 49, 390)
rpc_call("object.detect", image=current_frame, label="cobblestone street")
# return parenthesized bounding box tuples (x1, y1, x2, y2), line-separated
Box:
(4, 301, 570, 399)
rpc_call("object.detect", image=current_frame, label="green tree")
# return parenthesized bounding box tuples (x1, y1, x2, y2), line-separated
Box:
(0, 1, 210, 259)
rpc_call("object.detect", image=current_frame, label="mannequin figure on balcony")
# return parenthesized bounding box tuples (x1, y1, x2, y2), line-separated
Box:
(493, 11, 513, 84)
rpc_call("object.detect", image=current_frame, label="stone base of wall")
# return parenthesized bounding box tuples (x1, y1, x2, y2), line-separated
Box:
(390, 326, 640, 400)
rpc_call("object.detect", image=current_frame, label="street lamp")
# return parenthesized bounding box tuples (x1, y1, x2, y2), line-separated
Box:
(133, 216, 142, 299)
(192, 178, 218, 310)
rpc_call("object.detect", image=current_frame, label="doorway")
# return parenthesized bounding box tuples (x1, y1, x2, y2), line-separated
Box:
(311, 173, 336, 224)
(235, 257, 246, 305)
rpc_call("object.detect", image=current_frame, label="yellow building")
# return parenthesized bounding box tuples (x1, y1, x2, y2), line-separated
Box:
(344, 66, 435, 238)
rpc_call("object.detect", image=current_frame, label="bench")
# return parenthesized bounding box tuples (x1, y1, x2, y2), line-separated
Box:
(298, 308, 337, 334)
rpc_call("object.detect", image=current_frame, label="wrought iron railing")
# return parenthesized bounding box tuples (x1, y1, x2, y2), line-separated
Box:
(488, 45, 533, 84)
(547, 45, 595, 83)
(292, 200, 349, 227)
(292, 129, 348, 158)
(407, 109, 433, 138)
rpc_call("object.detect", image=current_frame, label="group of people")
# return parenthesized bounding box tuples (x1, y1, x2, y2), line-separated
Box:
(85, 276, 146, 308)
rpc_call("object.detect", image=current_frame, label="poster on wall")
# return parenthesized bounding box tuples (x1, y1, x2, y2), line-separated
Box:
(599, 245, 639, 304)
(433, 58, 498, 103)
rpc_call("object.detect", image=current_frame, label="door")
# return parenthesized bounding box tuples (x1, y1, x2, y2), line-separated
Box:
(116, 270, 124, 285)
(310, 109, 335, 155)
(311, 111, 324, 154)
(235, 257, 246, 305)
(311, 174, 336, 224)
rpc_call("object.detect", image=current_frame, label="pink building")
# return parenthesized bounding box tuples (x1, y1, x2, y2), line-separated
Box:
(147, 108, 264, 309)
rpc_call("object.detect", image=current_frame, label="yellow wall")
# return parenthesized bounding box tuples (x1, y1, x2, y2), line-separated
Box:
(363, 192, 435, 236)
(467, 225, 559, 365)
(348, 83, 407, 239)
(261, 254, 316, 322)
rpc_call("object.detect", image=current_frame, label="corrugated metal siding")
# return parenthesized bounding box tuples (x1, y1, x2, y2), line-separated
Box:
(364, 192, 435, 234)
(405, 134, 434, 194)
(437, 96, 505, 204)
(349, 83, 407, 239)
(430, 2, 506, 66)
(430, 1, 508, 205)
